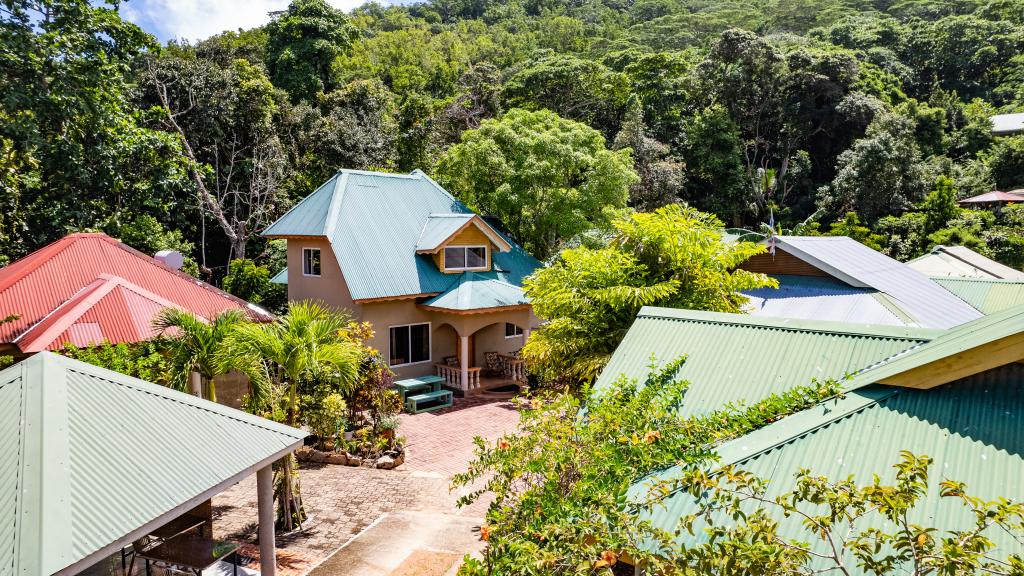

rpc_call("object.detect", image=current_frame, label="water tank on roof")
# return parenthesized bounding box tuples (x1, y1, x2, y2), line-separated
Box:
(154, 250, 184, 270)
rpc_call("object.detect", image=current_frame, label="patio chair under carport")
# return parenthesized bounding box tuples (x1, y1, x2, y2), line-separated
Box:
(1, 352, 307, 576)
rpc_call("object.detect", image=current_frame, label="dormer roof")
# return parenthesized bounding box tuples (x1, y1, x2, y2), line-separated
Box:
(415, 213, 512, 253)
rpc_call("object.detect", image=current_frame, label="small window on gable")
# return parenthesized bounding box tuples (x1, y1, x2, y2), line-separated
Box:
(505, 323, 523, 338)
(444, 246, 487, 271)
(302, 248, 321, 277)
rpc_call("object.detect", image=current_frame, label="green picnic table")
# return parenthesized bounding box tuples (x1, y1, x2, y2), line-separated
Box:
(393, 375, 444, 402)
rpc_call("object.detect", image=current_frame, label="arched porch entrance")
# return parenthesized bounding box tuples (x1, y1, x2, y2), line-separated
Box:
(429, 311, 531, 394)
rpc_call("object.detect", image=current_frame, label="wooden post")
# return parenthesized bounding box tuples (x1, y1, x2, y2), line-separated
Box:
(257, 464, 276, 576)
(189, 371, 203, 397)
(460, 335, 469, 391)
(523, 326, 531, 344)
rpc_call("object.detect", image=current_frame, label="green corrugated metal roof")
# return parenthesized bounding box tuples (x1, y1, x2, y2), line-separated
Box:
(628, 304, 1024, 568)
(933, 277, 1024, 314)
(263, 169, 540, 301)
(422, 272, 529, 311)
(2, 352, 306, 575)
(595, 307, 939, 417)
(415, 214, 476, 251)
(632, 367, 1024, 568)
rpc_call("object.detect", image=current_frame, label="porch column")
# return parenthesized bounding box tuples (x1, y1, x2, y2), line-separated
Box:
(460, 334, 469, 390)
(257, 464, 276, 576)
(523, 326, 531, 344)
(189, 371, 202, 397)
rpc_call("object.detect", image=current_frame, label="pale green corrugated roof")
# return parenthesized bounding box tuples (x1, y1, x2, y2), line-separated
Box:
(632, 368, 1024, 568)
(416, 214, 476, 251)
(422, 272, 529, 311)
(263, 169, 539, 301)
(628, 304, 1024, 567)
(933, 277, 1024, 314)
(270, 266, 287, 284)
(595, 307, 939, 417)
(3, 352, 306, 576)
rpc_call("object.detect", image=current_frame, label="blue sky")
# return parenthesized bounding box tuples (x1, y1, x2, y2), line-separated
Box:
(120, 0, 376, 43)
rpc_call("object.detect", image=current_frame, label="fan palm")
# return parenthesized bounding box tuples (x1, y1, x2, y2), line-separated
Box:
(153, 308, 247, 403)
(220, 301, 362, 530)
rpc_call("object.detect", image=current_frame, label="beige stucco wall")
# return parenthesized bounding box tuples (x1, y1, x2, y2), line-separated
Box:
(286, 238, 362, 315)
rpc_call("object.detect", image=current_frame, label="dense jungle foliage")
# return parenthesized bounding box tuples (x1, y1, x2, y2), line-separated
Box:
(2, 0, 1024, 291)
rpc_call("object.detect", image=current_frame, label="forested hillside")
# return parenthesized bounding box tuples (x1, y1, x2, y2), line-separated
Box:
(2, 0, 1023, 289)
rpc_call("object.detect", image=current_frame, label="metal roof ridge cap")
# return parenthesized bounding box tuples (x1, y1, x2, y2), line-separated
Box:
(934, 276, 1024, 285)
(635, 306, 942, 339)
(12, 277, 121, 350)
(714, 386, 899, 467)
(323, 171, 349, 239)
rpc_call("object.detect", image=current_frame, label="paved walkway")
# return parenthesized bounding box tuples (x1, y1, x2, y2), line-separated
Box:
(211, 395, 521, 575)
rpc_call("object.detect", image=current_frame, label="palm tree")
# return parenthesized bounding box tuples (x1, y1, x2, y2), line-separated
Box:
(221, 301, 361, 530)
(153, 308, 246, 402)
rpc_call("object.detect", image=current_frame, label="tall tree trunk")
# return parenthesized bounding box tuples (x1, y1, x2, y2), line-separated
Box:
(275, 380, 306, 530)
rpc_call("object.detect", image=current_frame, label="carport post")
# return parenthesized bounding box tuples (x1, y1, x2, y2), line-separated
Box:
(257, 464, 276, 576)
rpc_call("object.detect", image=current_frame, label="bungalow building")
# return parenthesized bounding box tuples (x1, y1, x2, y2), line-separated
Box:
(738, 236, 982, 328)
(0, 232, 273, 356)
(620, 303, 1024, 572)
(264, 169, 540, 394)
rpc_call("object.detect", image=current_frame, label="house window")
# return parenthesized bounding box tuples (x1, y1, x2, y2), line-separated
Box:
(444, 246, 487, 270)
(389, 323, 430, 366)
(302, 248, 321, 277)
(505, 323, 523, 338)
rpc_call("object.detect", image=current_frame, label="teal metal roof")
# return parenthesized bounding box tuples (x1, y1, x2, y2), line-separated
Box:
(933, 277, 1024, 314)
(263, 169, 540, 301)
(270, 266, 287, 284)
(632, 366, 1024, 568)
(2, 352, 306, 575)
(421, 272, 529, 311)
(595, 307, 939, 417)
(628, 304, 1024, 567)
(416, 214, 476, 251)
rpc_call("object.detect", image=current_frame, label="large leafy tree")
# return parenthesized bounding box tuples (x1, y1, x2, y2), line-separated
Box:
(0, 0, 189, 261)
(436, 108, 637, 259)
(266, 0, 359, 103)
(522, 205, 775, 383)
(222, 301, 362, 530)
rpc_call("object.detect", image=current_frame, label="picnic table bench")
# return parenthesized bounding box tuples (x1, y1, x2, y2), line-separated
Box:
(393, 375, 444, 402)
(405, 389, 453, 414)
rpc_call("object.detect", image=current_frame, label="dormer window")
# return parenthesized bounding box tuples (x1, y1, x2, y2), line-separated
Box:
(444, 246, 487, 271)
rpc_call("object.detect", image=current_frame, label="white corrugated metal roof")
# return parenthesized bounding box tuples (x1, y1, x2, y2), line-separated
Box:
(990, 113, 1024, 135)
(2, 352, 306, 576)
(908, 245, 1024, 280)
(774, 236, 982, 328)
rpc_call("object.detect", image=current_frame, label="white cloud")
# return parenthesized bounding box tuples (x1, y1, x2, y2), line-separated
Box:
(121, 0, 369, 43)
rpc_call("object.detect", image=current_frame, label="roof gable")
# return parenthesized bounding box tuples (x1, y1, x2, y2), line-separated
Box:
(2, 352, 305, 575)
(0, 234, 272, 349)
(772, 236, 982, 328)
(595, 307, 938, 418)
(263, 169, 540, 301)
(415, 214, 512, 253)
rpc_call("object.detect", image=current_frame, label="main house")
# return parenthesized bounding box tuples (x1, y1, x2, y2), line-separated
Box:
(264, 169, 541, 394)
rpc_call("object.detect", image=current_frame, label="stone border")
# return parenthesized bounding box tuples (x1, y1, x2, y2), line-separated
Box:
(296, 446, 405, 470)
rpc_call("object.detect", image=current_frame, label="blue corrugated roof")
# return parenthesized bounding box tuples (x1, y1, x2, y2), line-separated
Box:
(422, 272, 529, 311)
(263, 169, 540, 301)
(270, 267, 287, 284)
(774, 236, 981, 328)
(743, 275, 908, 326)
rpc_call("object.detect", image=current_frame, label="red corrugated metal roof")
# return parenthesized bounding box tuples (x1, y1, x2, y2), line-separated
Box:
(0, 233, 273, 351)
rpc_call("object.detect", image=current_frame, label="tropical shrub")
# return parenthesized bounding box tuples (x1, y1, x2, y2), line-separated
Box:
(305, 392, 347, 449)
(453, 358, 842, 575)
(60, 340, 172, 386)
(522, 205, 775, 383)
